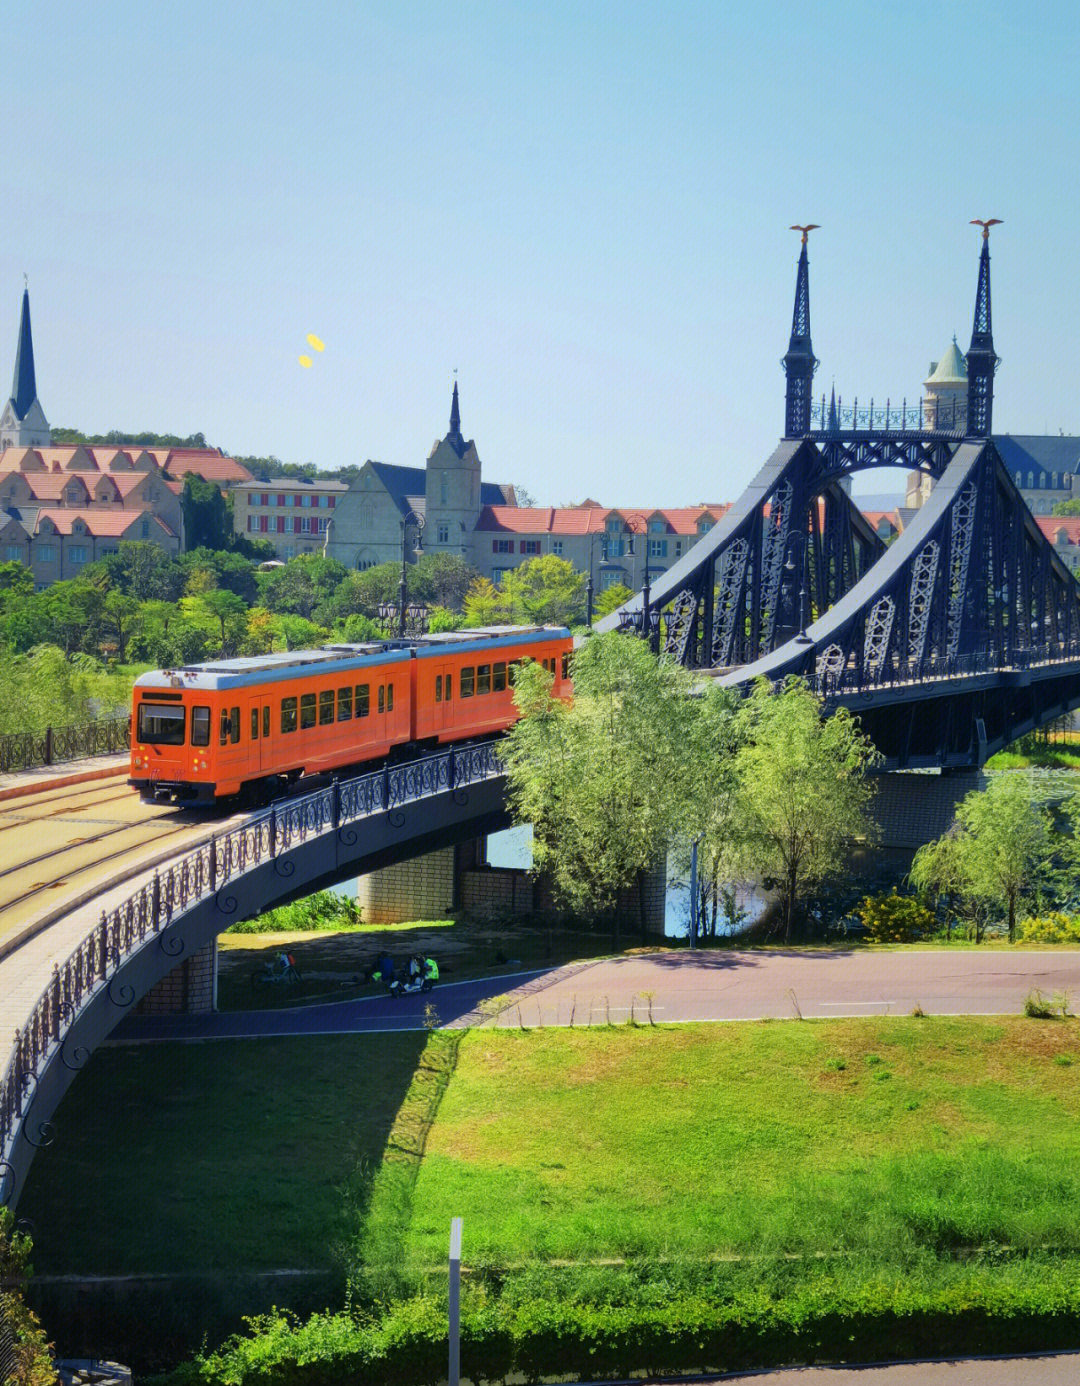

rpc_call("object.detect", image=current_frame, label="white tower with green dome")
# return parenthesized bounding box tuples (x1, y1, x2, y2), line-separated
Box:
(922, 337, 967, 433)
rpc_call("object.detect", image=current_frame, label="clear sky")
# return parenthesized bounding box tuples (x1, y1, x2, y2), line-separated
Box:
(3, 1, 1078, 505)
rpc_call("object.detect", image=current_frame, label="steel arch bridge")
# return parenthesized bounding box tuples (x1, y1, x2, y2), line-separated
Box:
(597, 224, 1080, 767)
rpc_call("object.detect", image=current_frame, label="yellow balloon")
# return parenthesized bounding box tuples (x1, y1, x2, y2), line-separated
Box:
(299, 355, 313, 368)
(306, 334, 325, 352)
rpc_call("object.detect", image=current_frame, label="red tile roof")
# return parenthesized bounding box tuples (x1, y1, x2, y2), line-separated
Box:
(476, 504, 730, 535)
(34, 507, 176, 538)
(0, 444, 251, 486)
(1037, 517, 1080, 545)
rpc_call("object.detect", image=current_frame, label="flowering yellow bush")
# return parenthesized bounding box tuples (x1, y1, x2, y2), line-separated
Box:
(1016, 912, 1080, 944)
(855, 889, 935, 943)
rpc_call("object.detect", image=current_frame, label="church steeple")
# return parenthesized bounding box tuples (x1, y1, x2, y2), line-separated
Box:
(444, 380, 466, 458)
(0, 283, 51, 450)
(965, 220, 1001, 438)
(783, 226, 820, 437)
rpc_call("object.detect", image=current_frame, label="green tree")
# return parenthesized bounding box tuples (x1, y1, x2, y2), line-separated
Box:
(273, 614, 328, 650)
(178, 547, 258, 603)
(414, 552, 478, 611)
(0, 561, 33, 604)
(1051, 497, 1080, 516)
(727, 678, 880, 942)
(0, 1207, 58, 1386)
(462, 576, 509, 626)
(191, 589, 248, 656)
(593, 582, 633, 621)
(910, 776, 1054, 943)
(501, 554, 586, 625)
(181, 475, 232, 551)
(101, 589, 141, 661)
(83, 541, 186, 602)
(500, 633, 699, 936)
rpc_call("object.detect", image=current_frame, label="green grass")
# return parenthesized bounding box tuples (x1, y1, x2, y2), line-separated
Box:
(985, 747, 1080, 769)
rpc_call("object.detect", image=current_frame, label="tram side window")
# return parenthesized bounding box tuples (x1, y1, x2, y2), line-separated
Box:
(300, 693, 317, 729)
(263, 707, 270, 738)
(435, 674, 442, 703)
(281, 697, 298, 734)
(338, 686, 353, 721)
(461, 666, 475, 698)
(561, 652, 570, 680)
(219, 706, 240, 746)
(191, 706, 210, 746)
(378, 685, 384, 714)
(477, 664, 491, 695)
(445, 672, 452, 700)
(493, 661, 507, 692)
(356, 684, 370, 717)
(387, 683, 394, 711)
(251, 708, 260, 740)
(319, 690, 335, 725)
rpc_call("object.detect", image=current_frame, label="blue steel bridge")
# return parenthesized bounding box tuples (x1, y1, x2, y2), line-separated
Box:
(598, 224, 1080, 770)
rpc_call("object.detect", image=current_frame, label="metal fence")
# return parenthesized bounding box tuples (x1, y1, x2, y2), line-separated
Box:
(0, 740, 503, 1189)
(0, 716, 131, 774)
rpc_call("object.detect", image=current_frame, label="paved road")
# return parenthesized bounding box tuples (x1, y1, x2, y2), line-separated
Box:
(634, 1352, 1080, 1383)
(113, 948, 1080, 1042)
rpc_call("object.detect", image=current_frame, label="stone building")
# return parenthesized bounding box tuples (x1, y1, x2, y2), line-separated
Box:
(233, 476, 348, 560)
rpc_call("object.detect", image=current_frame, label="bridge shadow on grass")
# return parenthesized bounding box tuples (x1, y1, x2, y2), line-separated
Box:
(17, 1026, 431, 1373)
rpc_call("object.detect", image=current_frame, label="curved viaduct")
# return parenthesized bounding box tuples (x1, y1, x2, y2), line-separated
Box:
(0, 742, 510, 1208)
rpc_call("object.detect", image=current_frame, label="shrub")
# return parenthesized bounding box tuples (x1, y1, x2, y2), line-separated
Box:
(855, 890, 935, 943)
(1023, 988, 1071, 1019)
(1017, 912, 1080, 944)
(228, 890, 363, 934)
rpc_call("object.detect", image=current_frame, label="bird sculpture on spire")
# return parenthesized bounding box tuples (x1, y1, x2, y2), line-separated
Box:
(970, 218, 1002, 241)
(790, 224, 820, 245)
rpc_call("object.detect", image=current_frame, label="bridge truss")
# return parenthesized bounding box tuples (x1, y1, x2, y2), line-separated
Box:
(598, 225, 1080, 766)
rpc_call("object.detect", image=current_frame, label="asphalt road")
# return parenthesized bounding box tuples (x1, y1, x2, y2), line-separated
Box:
(112, 947, 1080, 1041)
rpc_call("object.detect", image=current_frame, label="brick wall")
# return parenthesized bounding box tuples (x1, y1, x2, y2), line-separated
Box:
(868, 771, 985, 849)
(133, 940, 217, 1015)
(356, 846, 459, 923)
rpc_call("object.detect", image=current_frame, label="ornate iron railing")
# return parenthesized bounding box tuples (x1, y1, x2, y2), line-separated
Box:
(0, 716, 131, 774)
(808, 395, 966, 435)
(807, 640, 1080, 700)
(0, 740, 503, 1191)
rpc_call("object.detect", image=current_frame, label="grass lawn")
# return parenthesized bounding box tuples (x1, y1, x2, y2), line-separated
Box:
(17, 1033, 425, 1275)
(397, 1016, 1080, 1271)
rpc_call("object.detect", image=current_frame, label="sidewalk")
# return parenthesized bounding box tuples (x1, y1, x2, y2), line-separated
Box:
(0, 751, 129, 802)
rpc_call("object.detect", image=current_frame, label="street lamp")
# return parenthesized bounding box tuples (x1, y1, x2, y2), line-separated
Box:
(784, 531, 813, 645)
(397, 509, 425, 639)
(584, 530, 609, 628)
(624, 516, 656, 652)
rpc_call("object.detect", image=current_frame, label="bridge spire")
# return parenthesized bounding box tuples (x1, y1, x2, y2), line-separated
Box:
(965, 219, 1001, 437)
(783, 225, 819, 437)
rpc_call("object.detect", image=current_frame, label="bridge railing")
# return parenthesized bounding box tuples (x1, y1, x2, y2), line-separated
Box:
(808, 395, 966, 434)
(0, 716, 131, 774)
(0, 740, 503, 1186)
(808, 641, 1080, 701)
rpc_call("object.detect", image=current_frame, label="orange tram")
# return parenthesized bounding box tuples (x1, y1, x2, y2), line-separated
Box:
(129, 625, 572, 806)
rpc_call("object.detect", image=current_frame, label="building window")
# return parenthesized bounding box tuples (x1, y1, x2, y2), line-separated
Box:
(437, 523, 449, 544)
(648, 538, 667, 558)
(493, 539, 513, 553)
(698, 521, 712, 536)
(600, 570, 623, 590)
(141, 520, 150, 538)
(606, 519, 621, 536)
(283, 546, 295, 559)
(5, 545, 20, 561)
(649, 519, 666, 534)
(303, 494, 312, 507)
(37, 544, 56, 563)
(250, 493, 261, 506)
(492, 567, 510, 583)
(441, 472, 448, 506)
(70, 545, 89, 565)
(521, 540, 540, 555)
(552, 540, 563, 555)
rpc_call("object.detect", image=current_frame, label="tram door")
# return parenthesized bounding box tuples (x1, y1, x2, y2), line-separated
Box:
(434, 665, 455, 732)
(248, 698, 273, 773)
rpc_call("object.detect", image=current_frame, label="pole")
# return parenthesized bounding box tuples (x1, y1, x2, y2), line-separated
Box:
(689, 837, 699, 949)
(448, 1216, 463, 1386)
(586, 535, 595, 627)
(398, 520, 409, 639)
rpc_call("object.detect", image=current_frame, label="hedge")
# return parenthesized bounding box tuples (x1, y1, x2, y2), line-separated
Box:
(153, 1269, 1080, 1386)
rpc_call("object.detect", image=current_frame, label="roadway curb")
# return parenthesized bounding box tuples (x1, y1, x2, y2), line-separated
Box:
(0, 762, 128, 803)
(0, 819, 225, 967)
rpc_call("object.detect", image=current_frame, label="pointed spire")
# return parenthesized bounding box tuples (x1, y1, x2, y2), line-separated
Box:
(449, 380, 461, 438)
(827, 384, 838, 433)
(783, 227, 820, 437)
(10, 286, 37, 421)
(965, 220, 1001, 438)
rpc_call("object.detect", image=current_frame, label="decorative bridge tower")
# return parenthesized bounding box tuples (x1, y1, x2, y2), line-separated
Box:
(782, 225, 819, 438)
(965, 219, 1001, 438)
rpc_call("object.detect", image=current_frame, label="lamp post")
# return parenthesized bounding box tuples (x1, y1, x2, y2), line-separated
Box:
(584, 530, 608, 628)
(397, 510, 425, 639)
(785, 531, 813, 645)
(624, 516, 655, 652)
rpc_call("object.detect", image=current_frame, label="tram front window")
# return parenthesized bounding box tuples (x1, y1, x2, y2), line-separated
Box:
(137, 703, 186, 745)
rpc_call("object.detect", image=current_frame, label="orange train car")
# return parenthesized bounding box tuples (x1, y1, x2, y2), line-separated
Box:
(129, 625, 572, 805)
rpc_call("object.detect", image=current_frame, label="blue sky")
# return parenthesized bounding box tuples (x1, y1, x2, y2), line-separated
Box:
(3, 1, 1078, 505)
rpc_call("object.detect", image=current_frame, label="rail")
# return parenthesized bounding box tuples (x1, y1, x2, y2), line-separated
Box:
(808, 394, 966, 434)
(0, 740, 503, 1186)
(0, 716, 130, 774)
(802, 641, 1080, 701)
